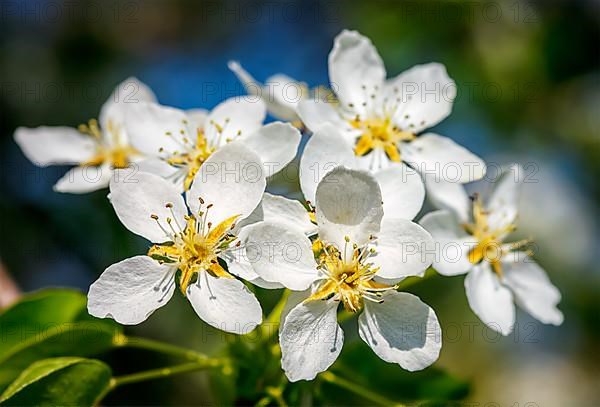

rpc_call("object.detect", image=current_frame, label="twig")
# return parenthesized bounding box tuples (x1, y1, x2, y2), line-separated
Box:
(0, 260, 21, 307)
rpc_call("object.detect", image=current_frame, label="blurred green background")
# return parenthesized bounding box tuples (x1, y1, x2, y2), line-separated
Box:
(1, 0, 598, 405)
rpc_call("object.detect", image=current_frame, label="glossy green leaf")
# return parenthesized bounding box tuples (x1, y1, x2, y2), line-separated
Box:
(0, 357, 112, 406)
(0, 289, 121, 391)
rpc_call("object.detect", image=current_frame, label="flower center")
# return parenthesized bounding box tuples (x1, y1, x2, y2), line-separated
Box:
(79, 119, 138, 169)
(350, 116, 415, 162)
(165, 129, 216, 191)
(147, 202, 240, 294)
(308, 237, 394, 313)
(160, 118, 241, 191)
(463, 197, 531, 277)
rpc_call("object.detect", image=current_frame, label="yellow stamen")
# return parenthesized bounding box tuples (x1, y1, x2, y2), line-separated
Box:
(148, 214, 240, 294)
(307, 239, 394, 313)
(350, 116, 415, 162)
(166, 129, 216, 191)
(79, 118, 138, 169)
(463, 196, 529, 278)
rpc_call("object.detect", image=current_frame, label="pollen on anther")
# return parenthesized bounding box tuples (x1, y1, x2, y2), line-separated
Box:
(165, 203, 173, 208)
(150, 214, 159, 220)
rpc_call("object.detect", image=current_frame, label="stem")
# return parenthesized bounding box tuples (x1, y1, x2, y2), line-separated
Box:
(111, 360, 221, 388)
(115, 336, 208, 362)
(320, 371, 404, 407)
(260, 289, 290, 341)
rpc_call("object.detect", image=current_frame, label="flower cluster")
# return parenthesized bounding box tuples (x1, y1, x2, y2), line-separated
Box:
(14, 29, 562, 382)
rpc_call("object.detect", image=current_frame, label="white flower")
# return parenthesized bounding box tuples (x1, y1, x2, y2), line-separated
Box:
(245, 167, 440, 381)
(124, 96, 301, 191)
(420, 164, 564, 336)
(300, 123, 426, 222)
(228, 61, 308, 124)
(14, 77, 156, 193)
(297, 30, 486, 207)
(223, 192, 319, 290)
(87, 143, 266, 334)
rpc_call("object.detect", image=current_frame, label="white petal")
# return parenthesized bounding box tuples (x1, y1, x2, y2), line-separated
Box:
(187, 272, 262, 335)
(244, 221, 319, 290)
(465, 264, 515, 335)
(296, 99, 348, 133)
(358, 291, 441, 371)
(186, 143, 266, 226)
(328, 30, 385, 115)
(14, 126, 97, 166)
(423, 174, 470, 223)
(299, 123, 356, 203)
(280, 289, 312, 327)
(239, 122, 301, 177)
(185, 108, 209, 131)
(87, 256, 175, 325)
(502, 255, 563, 325)
(228, 61, 303, 121)
(258, 193, 317, 235)
(386, 63, 456, 133)
(205, 97, 266, 147)
(109, 169, 187, 243)
(374, 164, 425, 221)
(53, 163, 113, 193)
(135, 158, 180, 179)
(99, 77, 157, 131)
(220, 226, 285, 289)
(248, 277, 285, 290)
(125, 101, 189, 156)
(419, 210, 476, 276)
(372, 218, 433, 279)
(219, 227, 260, 281)
(487, 163, 524, 231)
(266, 74, 306, 110)
(315, 167, 383, 252)
(403, 133, 486, 183)
(280, 299, 343, 382)
(228, 60, 260, 92)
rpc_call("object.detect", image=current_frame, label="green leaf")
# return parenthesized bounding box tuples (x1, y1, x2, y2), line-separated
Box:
(316, 341, 470, 404)
(0, 289, 121, 391)
(0, 357, 112, 406)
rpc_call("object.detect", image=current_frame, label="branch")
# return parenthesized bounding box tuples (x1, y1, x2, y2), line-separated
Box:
(0, 260, 21, 307)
